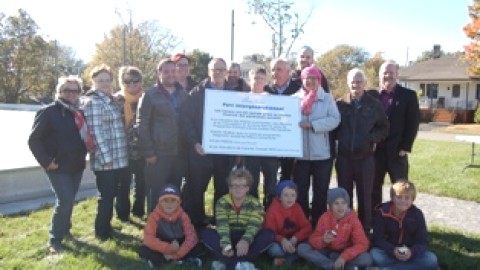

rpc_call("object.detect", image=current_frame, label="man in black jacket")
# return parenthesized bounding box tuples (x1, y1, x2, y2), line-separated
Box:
(370, 60, 420, 213)
(180, 57, 238, 229)
(335, 68, 389, 233)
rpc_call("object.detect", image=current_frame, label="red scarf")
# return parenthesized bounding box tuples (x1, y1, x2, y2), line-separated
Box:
(301, 89, 318, 115)
(57, 99, 95, 153)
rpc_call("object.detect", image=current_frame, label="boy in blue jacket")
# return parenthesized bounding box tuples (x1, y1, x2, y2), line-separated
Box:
(370, 181, 438, 269)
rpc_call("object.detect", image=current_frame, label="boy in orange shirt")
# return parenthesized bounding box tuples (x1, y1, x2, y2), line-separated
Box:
(138, 184, 204, 268)
(298, 187, 372, 269)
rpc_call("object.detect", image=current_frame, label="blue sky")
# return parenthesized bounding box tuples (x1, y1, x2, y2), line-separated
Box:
(3, 0, 472, 65)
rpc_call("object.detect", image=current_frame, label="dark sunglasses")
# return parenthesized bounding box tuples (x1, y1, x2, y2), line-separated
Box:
(123, 78, 141, 84)
(62, 88, 81, 93)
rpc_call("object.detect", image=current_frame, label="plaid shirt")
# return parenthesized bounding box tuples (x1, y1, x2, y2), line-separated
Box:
(82, 90, 128, 171)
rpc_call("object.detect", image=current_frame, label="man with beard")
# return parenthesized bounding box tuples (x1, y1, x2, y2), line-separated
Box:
(138, 59, 189, 213)
(227, 62, 250, 92)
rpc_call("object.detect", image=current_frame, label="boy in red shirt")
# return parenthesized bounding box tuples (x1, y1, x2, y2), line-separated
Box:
(298, 187, 372, 269)
(263, 180, 312, 266)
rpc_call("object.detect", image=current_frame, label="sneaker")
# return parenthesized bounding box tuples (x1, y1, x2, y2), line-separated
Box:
(273, 257, 285, 266)
(211, 260, 226, 270)
(48, 243, 64, 254)
(236, 261, 257, 270)
(146, 259, 154, 268)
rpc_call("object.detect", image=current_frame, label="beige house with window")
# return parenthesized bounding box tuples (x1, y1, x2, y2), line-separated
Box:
(398, 54, 479, 123)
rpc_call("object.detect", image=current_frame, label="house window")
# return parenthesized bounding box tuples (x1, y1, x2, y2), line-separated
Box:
(419, 83, 426, 97)
(426, 84, 438, 98)
(452, 84, 460, 98)
(476, 84, 480, 99)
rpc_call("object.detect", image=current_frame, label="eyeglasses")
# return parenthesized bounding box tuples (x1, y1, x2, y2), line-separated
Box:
(123, 78, 141, 84)
(94, 79, 112, 84)
(62, 88, 81, 94)
(176, 63, 189, 68)
(211, 68, 226, 73)
(230, 184, 249, 189)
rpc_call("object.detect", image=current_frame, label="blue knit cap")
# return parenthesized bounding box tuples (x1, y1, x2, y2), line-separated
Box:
(276, 180, 298, 197)
(327, 187, 350, 207)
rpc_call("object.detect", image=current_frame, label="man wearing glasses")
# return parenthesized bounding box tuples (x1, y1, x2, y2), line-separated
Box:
(180, 57, 238, 229)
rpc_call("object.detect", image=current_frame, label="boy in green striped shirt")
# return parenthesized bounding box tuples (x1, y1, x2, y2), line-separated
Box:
(201, 168, 274, 270)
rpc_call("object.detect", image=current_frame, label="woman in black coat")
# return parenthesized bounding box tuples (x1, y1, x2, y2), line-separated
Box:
(28, 76, 90, 254)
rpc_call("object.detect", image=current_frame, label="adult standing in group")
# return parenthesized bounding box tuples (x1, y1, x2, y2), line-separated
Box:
(293, 46, 330, 93)
(82, 64, 128, 240)
(28, 76, 89, 253)
(293, 65, 340, 227)
(180, 57, 236, 229)
(171, 53, 198, 92)
(114, 66, 146, 220)
(227, 62, 250, 92)
(335, 68, 389, 234)
(243, 67, 279, 208)
(138, 59, 189, 213)
(265, 58, 302, 181)
(370, 60, 420, 212)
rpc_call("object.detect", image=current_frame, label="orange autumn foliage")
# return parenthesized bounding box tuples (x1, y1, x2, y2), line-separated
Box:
(464, 0, 480, 75)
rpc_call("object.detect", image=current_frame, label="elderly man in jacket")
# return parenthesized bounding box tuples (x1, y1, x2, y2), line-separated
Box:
(334, 68, 389, 234)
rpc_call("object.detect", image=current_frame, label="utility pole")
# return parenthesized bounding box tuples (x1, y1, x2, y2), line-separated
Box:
(231, 9, 235, 61)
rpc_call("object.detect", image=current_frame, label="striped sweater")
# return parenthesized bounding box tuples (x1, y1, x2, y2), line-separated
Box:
(309, 210, 369, 262)
(215, 194, 264, 248)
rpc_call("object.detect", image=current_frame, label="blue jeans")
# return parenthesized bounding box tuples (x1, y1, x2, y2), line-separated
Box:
(298, 243, 372, 269)
(267, 242, 300, 263)
(370, 247, 438, 270)
(94, 169, 123, 238)
(46, 170, 83, 245)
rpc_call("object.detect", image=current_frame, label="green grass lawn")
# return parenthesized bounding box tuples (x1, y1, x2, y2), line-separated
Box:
(1, 138, 480, 269)
(409, 139, 480, 202)
(1, 198, 479, 270)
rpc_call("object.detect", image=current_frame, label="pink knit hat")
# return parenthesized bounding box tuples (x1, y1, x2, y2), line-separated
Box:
(301, 65, 322, 83)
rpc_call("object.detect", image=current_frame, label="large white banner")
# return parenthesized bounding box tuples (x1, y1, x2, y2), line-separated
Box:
(202, 89, 302, 157)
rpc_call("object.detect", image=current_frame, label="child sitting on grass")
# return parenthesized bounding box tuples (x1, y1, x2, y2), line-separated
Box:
(201, 168, 274, 270)
(370, 181, 439, 270)
(263, 180, 312, 266)
(138, 184, 203, 268)
(298, 187, 372, 269)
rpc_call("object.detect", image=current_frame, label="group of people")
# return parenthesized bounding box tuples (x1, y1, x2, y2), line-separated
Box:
(27, 45, 439, 269)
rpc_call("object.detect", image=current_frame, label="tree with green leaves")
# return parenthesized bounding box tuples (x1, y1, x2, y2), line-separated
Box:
(0, 9, 84, 103)
(244, 0, 314, 58)
(85, 20, 180, 90)
(364, 52, 385, 90)
(188, 49, 212, 82)
(316, 45, 369, 98)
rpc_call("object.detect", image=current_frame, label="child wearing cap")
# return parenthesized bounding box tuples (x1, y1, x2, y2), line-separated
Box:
(298, 187, 372, 269)
(370, 181, 439, 269)
(201, 168, 274, 270)
(138, 184, 203, 268)
(263, 180, 312, 266)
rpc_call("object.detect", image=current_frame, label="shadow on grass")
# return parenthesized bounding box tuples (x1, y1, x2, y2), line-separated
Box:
(65, 231, 147, 269)
(430, 229, 480, 270)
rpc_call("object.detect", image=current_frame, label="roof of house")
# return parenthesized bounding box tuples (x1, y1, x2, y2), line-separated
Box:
(398, 55, 480, 81)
